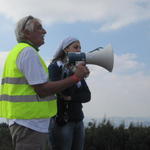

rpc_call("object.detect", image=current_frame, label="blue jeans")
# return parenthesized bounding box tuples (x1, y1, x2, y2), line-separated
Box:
(49, 118, 85, 150)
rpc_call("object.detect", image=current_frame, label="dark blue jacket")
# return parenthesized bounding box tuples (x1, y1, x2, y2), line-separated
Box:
(48, 61, 91, 122)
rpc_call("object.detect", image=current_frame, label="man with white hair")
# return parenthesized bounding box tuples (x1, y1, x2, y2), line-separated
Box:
(0, 15, 89, 150)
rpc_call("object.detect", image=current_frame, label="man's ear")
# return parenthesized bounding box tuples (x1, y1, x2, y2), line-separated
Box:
(23, 30, 31, 38)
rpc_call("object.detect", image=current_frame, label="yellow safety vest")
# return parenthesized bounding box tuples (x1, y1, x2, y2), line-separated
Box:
(0, 43, 57, 119)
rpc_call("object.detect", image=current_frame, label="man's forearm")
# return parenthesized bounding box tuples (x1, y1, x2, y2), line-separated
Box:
(32, 75, 79, 97)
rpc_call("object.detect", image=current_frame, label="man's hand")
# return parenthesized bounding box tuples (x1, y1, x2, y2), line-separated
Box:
(74, 63, 90, 80)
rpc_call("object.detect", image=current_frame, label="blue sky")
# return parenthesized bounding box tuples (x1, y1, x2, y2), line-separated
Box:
(0, 0, 150, 121)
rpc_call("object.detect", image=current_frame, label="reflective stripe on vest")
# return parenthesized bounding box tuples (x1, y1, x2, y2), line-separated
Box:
(2, 77, 28, 84)
(0, 94, 56, 102)
(0, 43, 57, 119)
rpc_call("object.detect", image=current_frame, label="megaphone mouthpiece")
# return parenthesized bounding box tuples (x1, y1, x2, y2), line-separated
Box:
(67, 52, 86, 64)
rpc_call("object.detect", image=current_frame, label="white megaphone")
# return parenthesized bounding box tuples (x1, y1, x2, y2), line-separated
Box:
(67, 44, 114, 72)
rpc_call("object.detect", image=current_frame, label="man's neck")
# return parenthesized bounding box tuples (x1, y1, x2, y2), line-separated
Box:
(19, 40, 40, 52)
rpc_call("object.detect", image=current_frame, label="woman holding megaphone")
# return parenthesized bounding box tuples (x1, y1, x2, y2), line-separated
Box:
(48, 37, 91, 150)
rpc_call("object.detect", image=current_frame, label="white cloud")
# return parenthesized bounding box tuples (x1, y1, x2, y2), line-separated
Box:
(84, 67, 150, 118)
(114, 53, 145, 73)
(83, 53, 150, 118)
(0, 0, 150, 31)
(84, 53, 150, 118)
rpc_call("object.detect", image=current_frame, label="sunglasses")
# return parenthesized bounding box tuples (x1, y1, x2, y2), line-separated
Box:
(22, 15, 34, 30)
